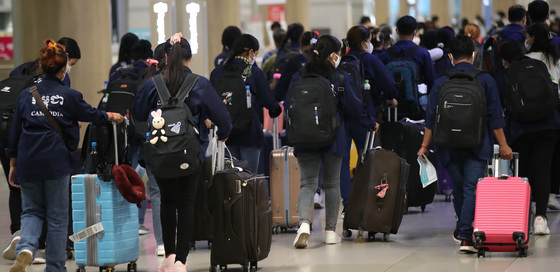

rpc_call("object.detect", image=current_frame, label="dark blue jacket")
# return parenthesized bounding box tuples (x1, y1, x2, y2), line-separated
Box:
(132, 66, 232, 161)
(425, 62, 506, 166)
(273, 53, 307, 102)
(372, 49, 390, 65)
(288, 69, 376, 157)
(214, 50, 230, 68)
(499, 24, 525, 43)
(7, 75, 109, 184)
(388, 40, 436, 92)
(210, 59, 282, 147)
(276, 43, 301, 60)
(348, 48, 397, 101)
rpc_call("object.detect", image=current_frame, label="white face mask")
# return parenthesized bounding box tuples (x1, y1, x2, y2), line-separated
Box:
(364, 41, 374, 54)
(66, 63, 72, 74)
(331, 53, 341, 68)
(249, 51, 256, 66)
(524, 40, 531, 51)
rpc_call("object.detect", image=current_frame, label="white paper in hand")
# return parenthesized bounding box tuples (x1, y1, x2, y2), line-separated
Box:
(417, 155, 438, 188)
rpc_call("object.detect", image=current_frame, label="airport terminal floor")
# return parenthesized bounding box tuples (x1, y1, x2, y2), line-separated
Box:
(1, 171, 559, 272)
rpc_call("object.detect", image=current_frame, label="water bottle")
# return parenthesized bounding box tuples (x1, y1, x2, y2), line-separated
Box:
(85, 142, 99, 174)
(246, 85, 252, 108)
(101, 93, 109, 104)
(363, 79, 371, 91)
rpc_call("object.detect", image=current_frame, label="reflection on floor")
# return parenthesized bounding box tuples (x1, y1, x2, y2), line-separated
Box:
(1, 176, 559, 272)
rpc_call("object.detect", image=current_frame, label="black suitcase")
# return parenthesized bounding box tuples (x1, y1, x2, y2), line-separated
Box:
(191, 157, 214, 248)
(399, 119, 437, 211)
(343, 131, 409, 241)
(210, 142, 272, 272)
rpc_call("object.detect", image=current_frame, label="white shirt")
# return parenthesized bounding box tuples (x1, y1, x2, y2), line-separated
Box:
(526, 52, 560, 84)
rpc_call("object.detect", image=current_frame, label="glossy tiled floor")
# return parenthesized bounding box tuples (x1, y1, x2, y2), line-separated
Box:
(1, 171, 559, 272)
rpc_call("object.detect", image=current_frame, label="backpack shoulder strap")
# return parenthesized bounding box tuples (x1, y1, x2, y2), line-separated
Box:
(467, 69, 484, 80)
(153, 74, 171, 103)
(337, 71, 345, 92)
(176, 73, 199, 102)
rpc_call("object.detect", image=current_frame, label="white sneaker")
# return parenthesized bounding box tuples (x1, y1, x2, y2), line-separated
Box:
(31, 250, 45, 264)
(139, 224, 150, 235)
(158, 254, 176, 272)
(10, 249, 32, 272)
(548, 194, 560, 210)
(293, 223, 310, 249)
(156, 245, 165, 256)
(313, 192, 324, 209)
(3, 231, 20, 260)
(325, 230, 342, 245)
(534, 216, 550, 235)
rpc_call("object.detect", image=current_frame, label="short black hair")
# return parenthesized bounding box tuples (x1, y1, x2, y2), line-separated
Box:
(271, 22, 281, 31)
(500, 40, 525, 64)
(221, 26, 242, 51)
(449, 34, 475, 60)
(528, 0, 549, 23)
(508, 5, 527, 23)
(360, 16, 371, 25)
(57, 37, 81, 59)
(396, 16, 418, 36)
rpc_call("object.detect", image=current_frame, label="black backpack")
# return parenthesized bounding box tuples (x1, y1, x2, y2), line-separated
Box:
(339, 53, 368, 106)
(504, 58, 559, 123)
(0, 62, 40, 140)
(273, 48, 301, 76)
(386, 46, 422, 119)
(213, 70, 253, 136)
(433, 70, 487, 149)
(144, 74, 202, 178)
(286, 71, 343, 148)
(101, 68, 147, 115)
(481, 34, 504, 78)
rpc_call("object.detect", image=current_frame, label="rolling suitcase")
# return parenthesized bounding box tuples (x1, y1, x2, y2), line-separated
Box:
(191, 156, 214, 249)
(269, 118, 314, 233)
(343, 131, 409, 241)
(473, 153, 531, 257)
(70, 121, 139, 272)
(210, 141, 272, 272)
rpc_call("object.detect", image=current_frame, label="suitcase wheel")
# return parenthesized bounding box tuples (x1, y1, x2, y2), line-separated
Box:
(477, 248, 486, 258)
(368, 232, 376, 240)
(127, 262, 137, 272)
(209, 265, 217, 272)
(342, 229, 352, 238)
(250, 261, 258, 269)
(242, 264, 249, 272)
(519, 247, 528, 257)
(76, 267, 86, 272)
(357, 230, 365, 239)
(421, 205, 426, 212)
(382, 233, 390, 242)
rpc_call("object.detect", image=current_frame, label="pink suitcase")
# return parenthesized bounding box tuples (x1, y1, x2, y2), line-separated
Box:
(263, 103, 284, 133)
(473, 153, 531, 257)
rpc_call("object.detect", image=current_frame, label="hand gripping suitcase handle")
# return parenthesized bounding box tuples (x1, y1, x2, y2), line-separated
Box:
(494, 152, 519, 178)
(111, 117, 128, 165)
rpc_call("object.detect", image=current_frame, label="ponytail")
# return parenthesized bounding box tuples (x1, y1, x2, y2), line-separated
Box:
(304, 35, 341, 80)
(162, 34, 193, 96)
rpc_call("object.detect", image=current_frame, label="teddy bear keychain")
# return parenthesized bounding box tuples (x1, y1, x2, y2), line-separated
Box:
(149, 109, 168, 144)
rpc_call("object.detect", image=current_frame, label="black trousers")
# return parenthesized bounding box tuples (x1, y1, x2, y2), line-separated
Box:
(156, 173, 199, 264)
(512, 130, 558, 217)
(1, 147, 21, 235)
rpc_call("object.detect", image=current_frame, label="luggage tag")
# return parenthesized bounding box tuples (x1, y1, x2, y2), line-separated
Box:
(417, 154, 437, 188)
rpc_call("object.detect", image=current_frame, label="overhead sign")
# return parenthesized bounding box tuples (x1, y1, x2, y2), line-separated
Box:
(268, 5, 285, 22)
(256, 0, 286, 5)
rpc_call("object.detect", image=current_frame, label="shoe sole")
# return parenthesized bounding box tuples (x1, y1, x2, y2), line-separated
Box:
(294, 233, 309, 249)
(10, 251, 32, 272)
(314, 203, 324, 209)
(459, 247, 478, 254)
(139, 231, 150, 235)
(3, 236, 20, 260)
(535, 230, 550, 235)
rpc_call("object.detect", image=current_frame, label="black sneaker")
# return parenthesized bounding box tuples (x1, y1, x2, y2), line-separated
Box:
(453, 229, 460, 243)
(459, 240, 478, 254)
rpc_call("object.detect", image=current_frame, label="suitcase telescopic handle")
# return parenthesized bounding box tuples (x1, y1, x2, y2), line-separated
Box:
(388, 106, 397, 122)
(494, 152, 519, 178)
(362, 131, 376, 162)
(111, 117, 128, 166)
(273, 117, 280, 150)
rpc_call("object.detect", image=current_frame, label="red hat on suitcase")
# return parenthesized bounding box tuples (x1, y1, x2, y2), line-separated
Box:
(112, 164, 146, 208)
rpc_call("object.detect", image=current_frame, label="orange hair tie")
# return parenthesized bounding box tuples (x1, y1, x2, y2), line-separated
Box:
(48, 42, 57, 48)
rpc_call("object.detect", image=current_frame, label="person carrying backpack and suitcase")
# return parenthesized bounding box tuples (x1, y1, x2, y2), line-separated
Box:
(417, 35, 513, 254)
(287, 35, 376, 249)
(132, 33, 232, 272)
(210, 34, 282, 173)
(386, 16, 436, 120)
(338, 25, 396, 216)
(6, 39, 124, 272)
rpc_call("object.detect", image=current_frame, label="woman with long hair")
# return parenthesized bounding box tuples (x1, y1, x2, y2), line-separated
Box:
(132, 33, 232, 272)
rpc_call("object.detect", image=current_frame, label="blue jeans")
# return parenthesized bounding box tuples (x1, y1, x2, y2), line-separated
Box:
(340, 119, 368, 206)
(17, 174, 70, 272)
(227, 145, 261, 174)
(446, 151, 486, 241)
(297, 152, 342, 231)
(146, 165, 163, 245)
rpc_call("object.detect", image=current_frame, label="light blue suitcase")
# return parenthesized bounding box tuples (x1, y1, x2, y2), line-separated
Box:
(71, 173, 139, 272)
